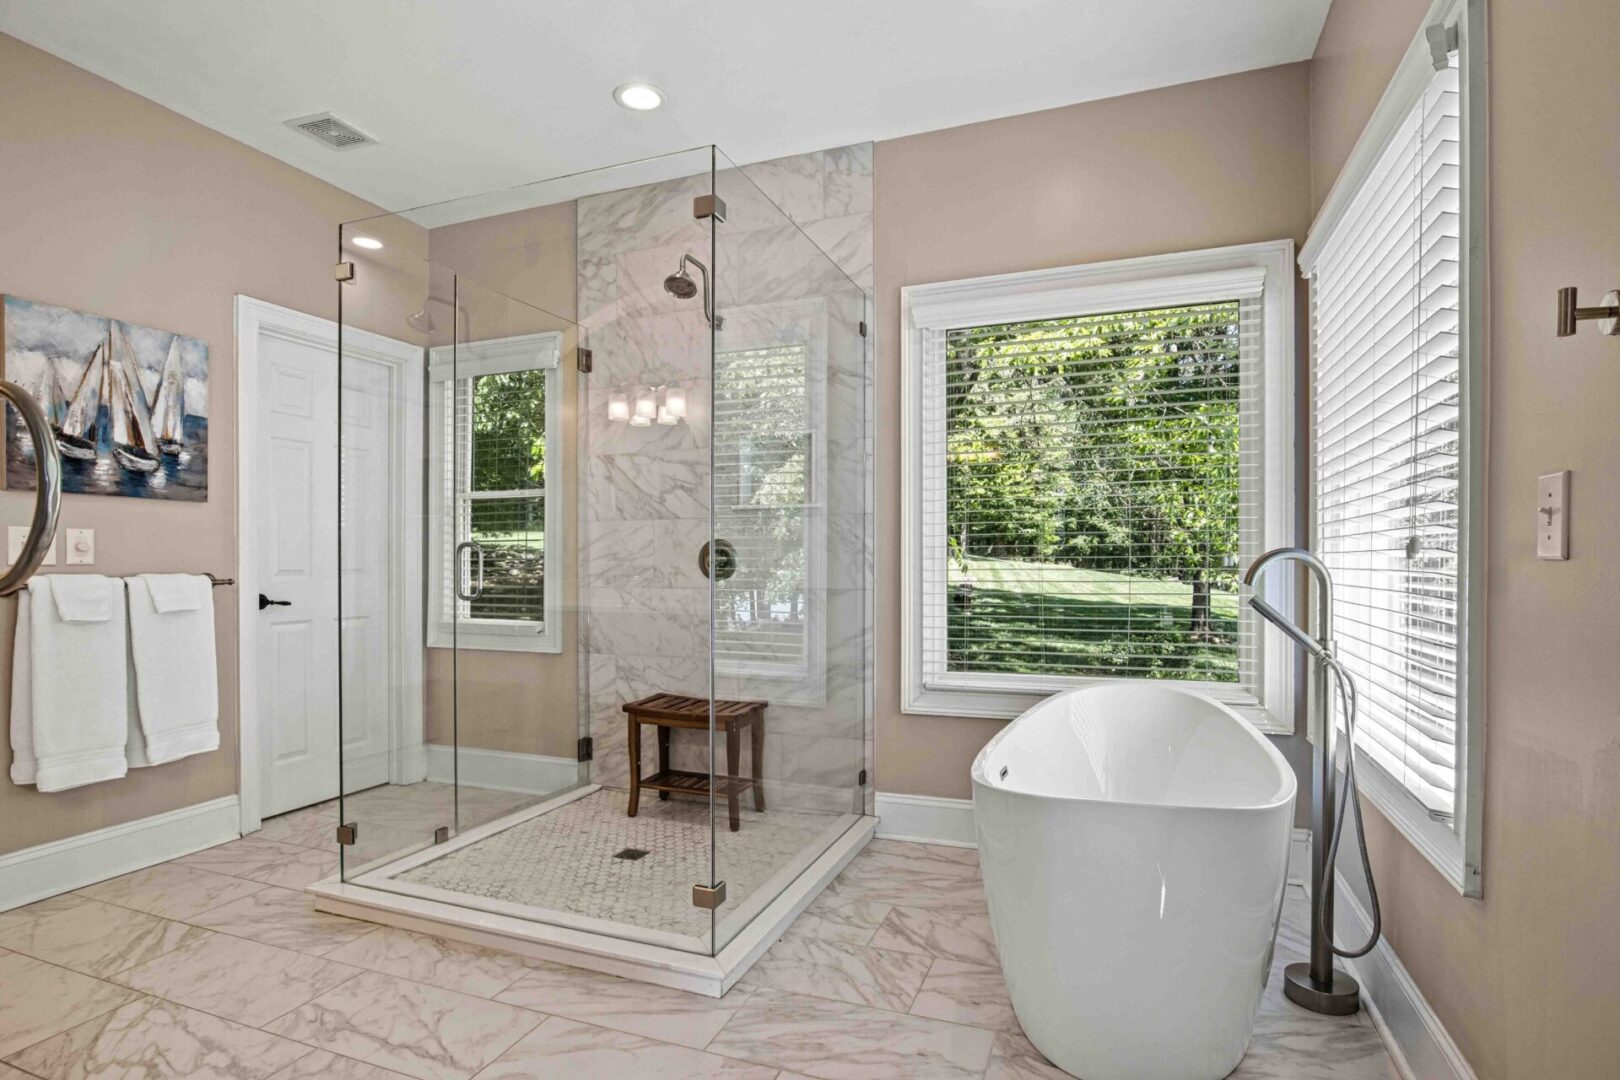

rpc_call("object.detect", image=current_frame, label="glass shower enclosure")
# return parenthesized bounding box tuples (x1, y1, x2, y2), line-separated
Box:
(324, 147, 871, 968)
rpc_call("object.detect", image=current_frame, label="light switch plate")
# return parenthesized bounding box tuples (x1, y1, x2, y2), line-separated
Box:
(65, 527, 94, 566)
(7, 526, 56, 566)
(1537, 471, 1570, 560)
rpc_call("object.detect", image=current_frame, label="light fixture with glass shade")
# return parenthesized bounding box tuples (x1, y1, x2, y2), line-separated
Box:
(607, 389, 630, 422)
(664, 385, 687, 420)
(634, 386, 657, 421)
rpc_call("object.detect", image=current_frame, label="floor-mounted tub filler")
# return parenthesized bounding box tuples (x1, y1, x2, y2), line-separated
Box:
(972, 683, 1297, 1080)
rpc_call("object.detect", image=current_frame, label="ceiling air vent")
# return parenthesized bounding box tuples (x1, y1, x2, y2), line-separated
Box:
(286, 112, 376, 151)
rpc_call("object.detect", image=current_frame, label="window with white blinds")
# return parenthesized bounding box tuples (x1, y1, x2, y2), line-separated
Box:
(428, 334, 561, 653)
(924, 300, 1262, 692)
(713, 343, 818, 677)
(902, 244, 1296, 724)
(1310, 54, 1465, 822)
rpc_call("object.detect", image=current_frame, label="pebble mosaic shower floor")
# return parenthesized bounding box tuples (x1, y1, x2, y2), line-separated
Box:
(387, 789, 847, 940)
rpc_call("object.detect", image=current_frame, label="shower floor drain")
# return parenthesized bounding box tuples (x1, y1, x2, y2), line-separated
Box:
(613, 848, 650, 861)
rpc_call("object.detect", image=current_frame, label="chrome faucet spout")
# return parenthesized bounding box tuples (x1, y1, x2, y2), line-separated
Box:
(1243, 545, 1334, 659)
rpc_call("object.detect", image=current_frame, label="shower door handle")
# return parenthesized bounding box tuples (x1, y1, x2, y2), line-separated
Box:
(455, 541, 485, 601)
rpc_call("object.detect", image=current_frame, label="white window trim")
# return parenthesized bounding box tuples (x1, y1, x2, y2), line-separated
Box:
(712, 299, 830, 707)
(901, 240, 1298, 731)
(1302, 0, 1486, 898)
(427, 331, 563, 654)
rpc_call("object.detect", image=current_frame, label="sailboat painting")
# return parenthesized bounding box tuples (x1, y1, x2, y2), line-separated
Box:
(3, 295, 208, 501)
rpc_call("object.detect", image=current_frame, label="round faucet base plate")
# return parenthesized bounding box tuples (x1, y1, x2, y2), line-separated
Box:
(1282, 962, 1361, 1016)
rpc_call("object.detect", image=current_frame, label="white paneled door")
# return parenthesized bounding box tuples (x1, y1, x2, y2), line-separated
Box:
(238, 298, 422, 823)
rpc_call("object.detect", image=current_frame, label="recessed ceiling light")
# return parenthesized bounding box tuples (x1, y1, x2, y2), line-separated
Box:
(613, 83, 664, 111)
(352, 236, 384, 250)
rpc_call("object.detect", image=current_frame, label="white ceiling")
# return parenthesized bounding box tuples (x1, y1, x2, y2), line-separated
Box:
(0, 0, 1331, 214)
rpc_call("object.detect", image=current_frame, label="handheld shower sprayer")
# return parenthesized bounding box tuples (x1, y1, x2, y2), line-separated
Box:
(1244, 546, 1381, 1015)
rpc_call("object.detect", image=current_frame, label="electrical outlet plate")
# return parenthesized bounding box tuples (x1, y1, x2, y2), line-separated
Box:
(65, 527, 94, 566)
(7, 526, 55, 566)
(1537, 471, 1570, 560)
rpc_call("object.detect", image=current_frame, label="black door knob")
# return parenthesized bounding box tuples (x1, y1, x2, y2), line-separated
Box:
(258, 594, 291, 610)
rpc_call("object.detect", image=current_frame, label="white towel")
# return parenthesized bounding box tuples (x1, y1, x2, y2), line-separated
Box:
(126, 575, 218, 766)
(21, 576, 130, 791)
(138, 574, 202, 614)
(10, 591, 35, 785)
(48, 574, 114, 622)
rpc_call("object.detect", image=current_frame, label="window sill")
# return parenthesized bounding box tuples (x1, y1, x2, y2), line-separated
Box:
(1340, 745, 1480, 897)
(427, 627, 562, 655)
(904, 678, 1291, 735)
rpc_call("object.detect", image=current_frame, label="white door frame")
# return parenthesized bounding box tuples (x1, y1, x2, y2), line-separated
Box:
(235, 296, 425, 834)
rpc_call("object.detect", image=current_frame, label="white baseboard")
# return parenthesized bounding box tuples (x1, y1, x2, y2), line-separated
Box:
(1334, 873, 1477, 1080)
(423, 744, 580, 796)
(874, 792, 977, 847)
(0, 795, 240, 912)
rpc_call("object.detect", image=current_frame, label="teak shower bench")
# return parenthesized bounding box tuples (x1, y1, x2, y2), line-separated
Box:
(622, 693, 766, 832)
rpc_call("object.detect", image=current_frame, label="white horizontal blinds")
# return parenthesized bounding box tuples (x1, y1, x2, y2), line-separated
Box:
(1312, 56, 1462, 818)
(713, 344, 811, 672)
(921, 298, 1262, 690)
(444, 367, 547, 626)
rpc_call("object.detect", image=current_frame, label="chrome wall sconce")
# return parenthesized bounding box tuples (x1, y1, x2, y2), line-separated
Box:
(1556, 286, 1619, 337)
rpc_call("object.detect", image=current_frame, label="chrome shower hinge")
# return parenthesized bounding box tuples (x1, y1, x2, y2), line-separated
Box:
(692, 881, 727, 910)
(576, 347, 593, 373)
(334, 261, 355, 283)
(577, 736, 594, 762)
(335, 822, 357, 846)
(693, 194, 727, 223)
(434, 826, 450, 844)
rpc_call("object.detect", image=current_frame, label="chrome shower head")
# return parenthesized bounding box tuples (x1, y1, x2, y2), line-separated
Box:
(663, 271, 699, 300)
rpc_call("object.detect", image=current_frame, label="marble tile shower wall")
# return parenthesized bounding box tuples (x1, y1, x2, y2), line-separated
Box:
(576, 145, 874, 817)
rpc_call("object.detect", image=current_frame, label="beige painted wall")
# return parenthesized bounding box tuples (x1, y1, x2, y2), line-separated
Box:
(421, 203, 582, 761)
(0, 33, 402, 855)
(1313, 0, 1620, 1074)
(872, 62, 1315, 801)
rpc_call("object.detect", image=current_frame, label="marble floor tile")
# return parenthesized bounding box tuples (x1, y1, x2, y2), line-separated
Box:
(864, 839, 980, 866)
(264, 970, 542, 1080)
(115, 933, 359, 1027)
(76, 863, 266, 921)
(1231, 1009, 1399, 1079)
(0, 950, 142, 1057)
(707, 987, 995, 1080)
(984, 1031, 1075, 1080)
(495, 962, 751, 1050)
(277, 825, 339, 850)
(869, 905, 998, 967)
(789, 887, 890, 947)
(0, 898, 209, 978)
(324, 927, 531, 998)
(267, 1049, 416, 1080)
(0, 1063, 33, 1079)
(476, 1016, 778, 1079)
(191, 886, 376, 956)
(909, 959, 1019, 1031)
(739, 927, 931, 1011)
(178, 837, 309, 878)
(7, 996, 310, 1080)
(0, 894, 88, 935)
(829, 850, 989, 915)
(237, 848, 340, 890)
(255, 805, 339, 844)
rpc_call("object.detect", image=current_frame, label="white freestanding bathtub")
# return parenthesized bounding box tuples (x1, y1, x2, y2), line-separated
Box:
(972, 683, 1297, 1080)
